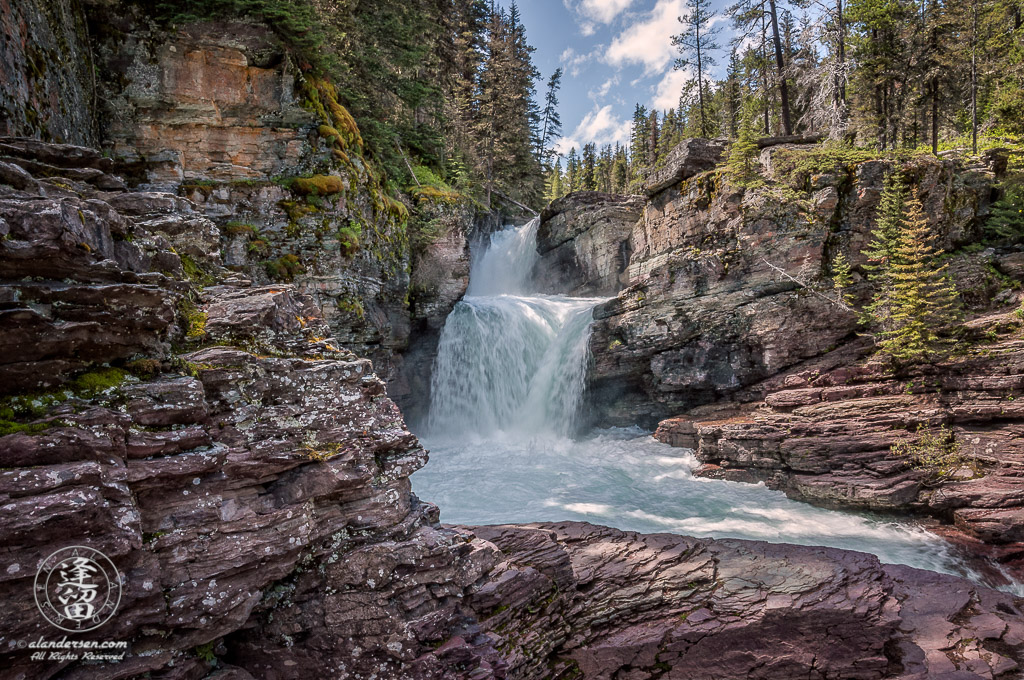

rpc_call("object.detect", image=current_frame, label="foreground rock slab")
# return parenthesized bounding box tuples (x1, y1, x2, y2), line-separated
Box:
(467, 522, 1024, 680)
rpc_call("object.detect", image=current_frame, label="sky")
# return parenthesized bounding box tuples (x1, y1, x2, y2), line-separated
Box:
(516, 0, 734, 157)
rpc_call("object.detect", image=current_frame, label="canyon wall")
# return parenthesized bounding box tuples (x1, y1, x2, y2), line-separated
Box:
(0, 0, 95, 144)
(585, 145, 1000, 428)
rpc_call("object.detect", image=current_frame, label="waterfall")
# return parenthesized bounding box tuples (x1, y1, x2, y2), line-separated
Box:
(428, 218, 603, 438)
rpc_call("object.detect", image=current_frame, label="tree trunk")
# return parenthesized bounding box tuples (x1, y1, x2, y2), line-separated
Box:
(834, 0, 847, 132)
(767, 0, 792, 135)
(837, 0, 846, 106)
(931, 77, 939, 155)
(697, 24, 707, 137)
(761, 15, 770, 135)
(971, 0, 978, 155)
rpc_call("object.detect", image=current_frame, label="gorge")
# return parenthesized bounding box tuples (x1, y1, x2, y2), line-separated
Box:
(2, 0, 1024, 678)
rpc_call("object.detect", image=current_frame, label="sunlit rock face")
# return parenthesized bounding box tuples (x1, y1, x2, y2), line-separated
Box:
(587, 151, 996, 428)
(466, 522, 1024, 680)
(535, 191, 644, 297)
(95, 20, 316, 187)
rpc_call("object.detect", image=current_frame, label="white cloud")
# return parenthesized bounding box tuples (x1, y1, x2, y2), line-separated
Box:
(555, 104, 632, 154)
(589, 75, 620, 101)
(604, 0, 687, 75)
(651, 67, 693, 110)
(560, 46, 603, 78)
(578, 0, 636, 23)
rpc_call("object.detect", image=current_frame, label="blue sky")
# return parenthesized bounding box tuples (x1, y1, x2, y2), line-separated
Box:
(517, 0, 732, 156)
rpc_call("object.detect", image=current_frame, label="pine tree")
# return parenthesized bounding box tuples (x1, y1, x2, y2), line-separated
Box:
(831, 251, 855, 307)
(726, 102, 760, 185)
(611, 144, 629, 193)
(538, 67, 563, 161)
(723, 48, 743, 138)
(729, 0, 793, 135)
(647, 110, 660, 165)
(582, 143, 597, 191)
(879, 198, 961, 361)
(985, 182, 1024, 240)
(630, 103, 650, 182)
(862, 170, 907, 330)
(565, 147, 580, 192)
(546, 157, 564, 201)
(672, 0, 722, 137)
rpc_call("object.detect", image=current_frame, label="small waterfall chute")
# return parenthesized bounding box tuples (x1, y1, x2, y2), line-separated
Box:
(428, 218, 604, 438)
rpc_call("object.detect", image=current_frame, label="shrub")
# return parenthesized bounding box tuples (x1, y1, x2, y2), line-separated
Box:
(336, 220, 362, 255)
(247, 239, 270, 257)
(291, 175, 346, 196)
(985, 181, 1024, 241)
(264, 254, 304, 282)
(892, 424, 979, 482)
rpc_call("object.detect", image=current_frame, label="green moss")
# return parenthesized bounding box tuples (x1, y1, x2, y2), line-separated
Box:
(336, 296, 365, 317)
(224, 221, 258, 238)
(303, 442, 344, 462)
(384, 195, 409, 222)
(125, 358, 162, 377)
(181, 180, 216, 197)
(336, 219, 362, 255)
(0, 419, 53, 437)
(279, 200, 317, 222)
(291, 174, 346, 197)
(410, 184, 463, 205)
(179, 299, 208, 340)
(305, 79, 364, 150)
(180, 254, 215, 286)
(264, 254, 305, 282)
(71, 368, 128, 395)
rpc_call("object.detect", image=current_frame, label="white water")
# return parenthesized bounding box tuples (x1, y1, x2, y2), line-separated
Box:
(428, 218, 603, 437)
(414, 220, 987, 584)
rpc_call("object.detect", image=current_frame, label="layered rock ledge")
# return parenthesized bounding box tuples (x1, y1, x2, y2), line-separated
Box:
(587, 148, 1003, 428)
(654, 312, 1024, 580)
(467, 522, 1024, 680)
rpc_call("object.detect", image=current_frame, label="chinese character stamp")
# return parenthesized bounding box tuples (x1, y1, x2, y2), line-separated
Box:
(34, 546, 122, 632)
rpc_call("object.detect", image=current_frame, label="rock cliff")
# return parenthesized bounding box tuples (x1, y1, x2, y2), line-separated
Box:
(535, 192, 643, 297)
(587, 146, 1000, 428)
(0, 0, 95, 144)
(0, 140, 503, 678)
(653, 311, 1024, 578)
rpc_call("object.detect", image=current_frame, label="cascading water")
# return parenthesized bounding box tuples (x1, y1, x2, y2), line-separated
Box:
(427, 218, 602, 438)
(413, 220, 1009, 590)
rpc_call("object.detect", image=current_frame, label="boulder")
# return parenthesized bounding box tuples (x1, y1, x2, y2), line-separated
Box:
(642, 138, 727, 197)
(535, 191, 643, 296)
